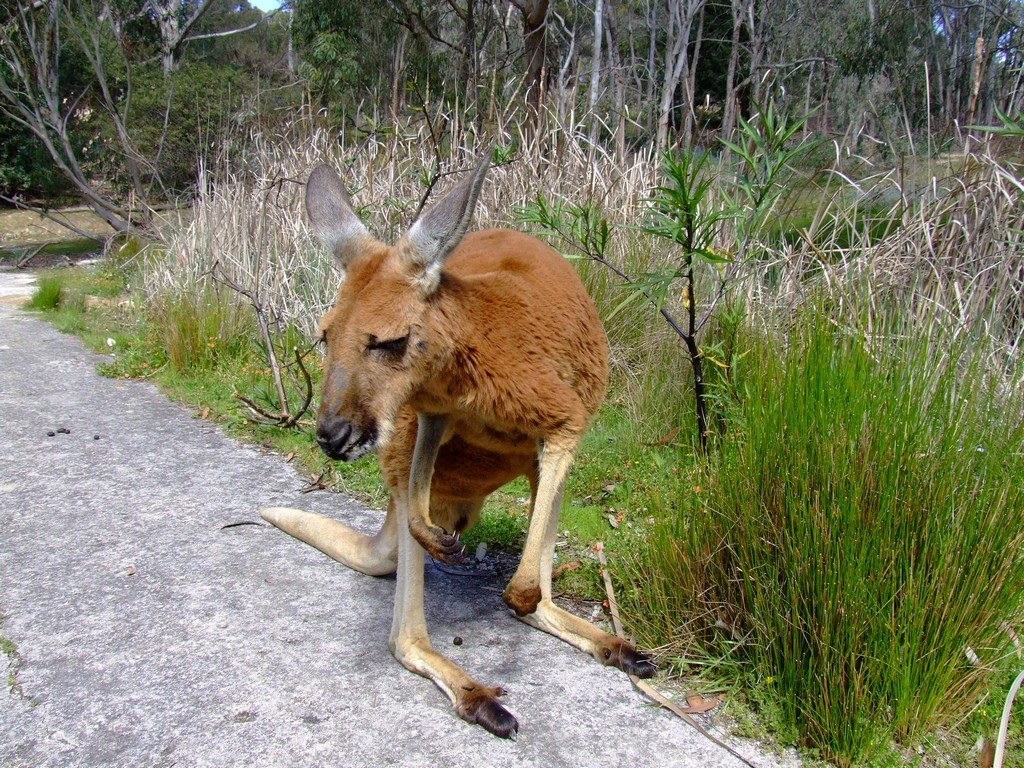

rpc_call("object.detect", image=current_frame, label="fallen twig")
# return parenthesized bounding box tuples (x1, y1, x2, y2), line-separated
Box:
(15, 243, 45, 269)
(219, 521, 266, 530)
(595, 544, 756, 768)
(298, 469, 330, 494)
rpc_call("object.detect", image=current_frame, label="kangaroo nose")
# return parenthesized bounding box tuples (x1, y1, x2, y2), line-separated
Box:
(316, 417, 352, 458)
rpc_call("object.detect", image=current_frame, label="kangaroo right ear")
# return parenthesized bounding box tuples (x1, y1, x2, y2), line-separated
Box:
(305, 164, 375, 268)
(397, 146, 493, 295)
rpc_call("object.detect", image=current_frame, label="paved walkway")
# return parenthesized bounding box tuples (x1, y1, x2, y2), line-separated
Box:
(0, 272, 784, 768)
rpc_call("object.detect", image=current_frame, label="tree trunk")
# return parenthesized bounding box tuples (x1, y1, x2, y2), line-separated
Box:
(588, 0, 604, 143)
(745, 0, 765, 106)
(645, 0, 657, 134)
(286, 9, 296, 74)
(657, 0, 702, 152)
(460, 0, 478, 116)
(158, 0, 183, 76)
(390, 27, 408, 124)
(519, 0, 549, 124)
(605, 5, 627, 157)
(681, 1, 704, 146)
(721, 0, 743, 142)
(657, 1, 681, 151)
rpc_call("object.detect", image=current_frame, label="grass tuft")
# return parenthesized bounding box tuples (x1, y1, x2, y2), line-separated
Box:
(149, 289, 253, 373)
(26, 276, 63, 310)
(618, 306, 1024, 766)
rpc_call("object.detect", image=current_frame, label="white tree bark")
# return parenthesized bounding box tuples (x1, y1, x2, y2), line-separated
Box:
(588, 0, 604, 143)
(656, 0, 704, 152)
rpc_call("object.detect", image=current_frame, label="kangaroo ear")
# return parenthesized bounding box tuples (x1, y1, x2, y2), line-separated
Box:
(398, 146, 493, 294)
(305, 164, 376, 268)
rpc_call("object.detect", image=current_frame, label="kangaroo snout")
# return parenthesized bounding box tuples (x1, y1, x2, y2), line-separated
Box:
(316, 416, 376, 461)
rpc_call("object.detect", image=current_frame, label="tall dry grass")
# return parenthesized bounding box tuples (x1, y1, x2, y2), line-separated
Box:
(145, 112, 1023, 422)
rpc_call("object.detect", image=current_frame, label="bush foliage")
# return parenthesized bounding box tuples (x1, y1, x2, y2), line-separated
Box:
(618, 308, 1024, 765)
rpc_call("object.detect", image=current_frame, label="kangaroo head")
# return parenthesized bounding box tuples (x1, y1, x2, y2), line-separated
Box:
(305, 151, 491, 461)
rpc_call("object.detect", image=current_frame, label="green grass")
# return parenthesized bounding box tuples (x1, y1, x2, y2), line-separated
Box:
(617, 306, 1024, 766)
(26, 276, 63, 309)
(0, 635, 16, 657)
(149, 288, 253, 373)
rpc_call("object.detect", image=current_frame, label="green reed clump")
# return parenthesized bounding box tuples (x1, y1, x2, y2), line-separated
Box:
(26, 276, 64, 310)
(619, 308, 1024, 766)
(150, 288, 253, 373)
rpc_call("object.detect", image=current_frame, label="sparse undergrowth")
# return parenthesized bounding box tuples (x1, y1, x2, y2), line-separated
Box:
(1, 620, 31, 704)
(617, 307, 1024, 767)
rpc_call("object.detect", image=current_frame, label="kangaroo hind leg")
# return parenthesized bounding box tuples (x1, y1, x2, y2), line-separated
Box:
(389, 492, 518, 738)
(502, 434, 656, 678)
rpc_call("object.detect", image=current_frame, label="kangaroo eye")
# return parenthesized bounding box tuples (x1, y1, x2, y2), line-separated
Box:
(366, 334, 409, 358)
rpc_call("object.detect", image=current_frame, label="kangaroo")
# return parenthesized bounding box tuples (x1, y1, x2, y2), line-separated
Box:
(260, 148, 656, 738)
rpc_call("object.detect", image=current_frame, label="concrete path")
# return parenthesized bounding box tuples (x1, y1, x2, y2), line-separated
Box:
(0, 273, 782, 768)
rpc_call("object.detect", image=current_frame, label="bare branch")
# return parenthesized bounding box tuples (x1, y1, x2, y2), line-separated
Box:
(185, 10, 279, 44)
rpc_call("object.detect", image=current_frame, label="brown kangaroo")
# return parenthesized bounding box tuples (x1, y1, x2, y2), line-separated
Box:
(261, 148, 655, 738)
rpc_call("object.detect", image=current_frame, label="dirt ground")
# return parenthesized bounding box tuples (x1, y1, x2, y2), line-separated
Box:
(0, 207, 115, 248)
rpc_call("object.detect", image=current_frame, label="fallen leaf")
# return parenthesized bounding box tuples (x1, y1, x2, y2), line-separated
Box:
(684, 691, 719, 714)
(552, 561, 581, 579)
(285, 451, 295, 463)
(198, 406, 210, 420)
(606, 513, 619, 529)
(299, 469, 329, 494)
(126, 565, 137, 576)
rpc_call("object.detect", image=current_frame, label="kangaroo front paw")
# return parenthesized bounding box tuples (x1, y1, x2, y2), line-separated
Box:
(601, 639, 657, 679)
(457, 685, 518, 739)
(409, 515, 464, 563)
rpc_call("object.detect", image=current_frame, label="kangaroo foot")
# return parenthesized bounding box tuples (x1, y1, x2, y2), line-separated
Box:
(408, 515, 464, 563)
(517, 598, 658, 679)
(601, 638, 657, 678)
(456, 684, 518, 739)
(502, 577, 541, 617)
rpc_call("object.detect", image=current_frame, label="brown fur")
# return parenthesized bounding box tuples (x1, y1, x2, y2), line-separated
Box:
(353, 230, 609, 504)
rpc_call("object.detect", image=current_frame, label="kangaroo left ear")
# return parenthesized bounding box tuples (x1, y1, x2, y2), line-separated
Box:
(398, 146, 493, 295)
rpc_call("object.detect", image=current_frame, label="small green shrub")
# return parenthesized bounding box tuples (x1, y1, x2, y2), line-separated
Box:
(618, 307, 1024, 766)
(150, 289, 253, 373)
(26, 277, 63, 310)
(461, 509, 526, 551)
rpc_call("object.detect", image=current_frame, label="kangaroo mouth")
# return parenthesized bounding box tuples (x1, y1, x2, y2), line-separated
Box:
(317, 425, 378, 461)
